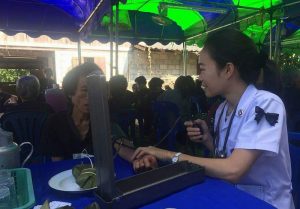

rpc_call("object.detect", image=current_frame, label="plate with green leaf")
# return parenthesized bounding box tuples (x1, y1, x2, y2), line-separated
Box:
(48, 164, 97, 193)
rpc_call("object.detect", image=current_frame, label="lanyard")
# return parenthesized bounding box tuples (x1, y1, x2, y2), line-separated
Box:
(213, 102, 238, 158)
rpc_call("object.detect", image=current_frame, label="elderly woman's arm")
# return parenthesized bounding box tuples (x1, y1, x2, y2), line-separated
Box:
(113, 140, 158, 172)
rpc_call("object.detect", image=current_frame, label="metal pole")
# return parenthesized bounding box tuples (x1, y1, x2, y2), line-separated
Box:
(78, 38, 82, 64)
(161, 1, 262, 12)
(282, 0, 300, 8)
(269, 11, 273, 59)
(109, 3, 114, 78)
(183, 42, 187, 75)
(274, 20, 282, 63)
(187, 11, 262, 41)
(115, 1, 119, 75)
(78, 0, 104, 33)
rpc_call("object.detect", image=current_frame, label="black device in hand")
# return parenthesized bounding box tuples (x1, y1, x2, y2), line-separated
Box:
(193, 121, 204, 134)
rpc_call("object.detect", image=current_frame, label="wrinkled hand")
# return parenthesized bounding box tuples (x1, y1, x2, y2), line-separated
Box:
(184, 119, 210, 143)
(132, 154, 158, 173)
(132, 146, 173, 162)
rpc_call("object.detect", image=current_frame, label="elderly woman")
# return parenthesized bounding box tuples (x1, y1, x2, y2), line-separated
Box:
(42, 63, 156, 171)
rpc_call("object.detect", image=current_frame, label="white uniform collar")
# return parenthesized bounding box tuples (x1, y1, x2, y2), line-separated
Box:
(235, 84, 258, 118)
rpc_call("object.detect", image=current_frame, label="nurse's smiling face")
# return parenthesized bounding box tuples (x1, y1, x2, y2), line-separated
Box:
(198, 49, 227, 97)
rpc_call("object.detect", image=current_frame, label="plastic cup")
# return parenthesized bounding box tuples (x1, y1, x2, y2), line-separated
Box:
(0, 175, 17, 207)
(0, 186, 10, 209)
(0, 170, 10, 182)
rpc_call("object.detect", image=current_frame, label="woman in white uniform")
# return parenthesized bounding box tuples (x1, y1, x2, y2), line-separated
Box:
(132, 29, 294, 209)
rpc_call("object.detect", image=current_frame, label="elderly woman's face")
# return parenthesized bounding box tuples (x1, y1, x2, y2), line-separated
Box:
(71, 76, 89, 114)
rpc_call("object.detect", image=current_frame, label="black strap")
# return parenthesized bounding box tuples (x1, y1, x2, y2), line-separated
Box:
(222, 106, 237, 153)
(214, 102, 237, 158)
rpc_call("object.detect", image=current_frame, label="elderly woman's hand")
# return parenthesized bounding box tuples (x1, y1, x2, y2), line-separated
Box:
(132, 154, 158, 173)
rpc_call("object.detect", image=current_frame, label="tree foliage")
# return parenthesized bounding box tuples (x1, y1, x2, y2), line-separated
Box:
(0, 69, 29, 82)
(278, 52, 300, 73)
(278, 52, 300, 87)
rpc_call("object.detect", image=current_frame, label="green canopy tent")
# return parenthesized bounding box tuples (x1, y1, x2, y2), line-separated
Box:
(89, 0, 284, 45)
(282, 29, 300, 53)
(83, 0, 300, 75)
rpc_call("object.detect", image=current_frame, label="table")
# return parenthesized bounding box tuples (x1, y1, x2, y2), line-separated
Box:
(29, 157, 276, 209)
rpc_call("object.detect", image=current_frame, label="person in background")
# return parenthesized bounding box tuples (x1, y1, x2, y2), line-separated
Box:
(43, 68, 57, 89)
(148, 77, 164, 103)
(164, 85, 172, 91)
(30, 69, 48, 101)
(0, 90, 17, 113)
(109, 75, 135, 113)
(4, 75, 53, 113)
(42, 63, 157, 171)
(132, 29, 294, 209)
(158, 76, 193, 121)
(109, 75, 136, 138)
(132, 83, 138, 93)
(134, 76, 152, 135)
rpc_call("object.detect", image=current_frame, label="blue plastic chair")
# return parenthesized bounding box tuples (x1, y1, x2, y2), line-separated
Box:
(152, 101, 182, 151)
(288, 131, 300, 209)
(0, 110, 49, 164)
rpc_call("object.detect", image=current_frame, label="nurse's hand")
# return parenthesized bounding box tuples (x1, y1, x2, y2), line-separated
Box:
(132, 146, 173, 162)
(184, 119, 211, 143)
(132, 154, 158, 173)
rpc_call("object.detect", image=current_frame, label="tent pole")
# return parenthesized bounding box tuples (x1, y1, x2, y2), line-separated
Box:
(274, 20, 282, 63)
(109, 2, 114, 78)
(115, 1, 119, 75)
(187, 11, 261, 41)
(183, 41, 187, 75)
(78, 0, 104, 33)
(282, 0, 300, 8)
(269, 10, 273, 60)
(78, 38, 82, 64)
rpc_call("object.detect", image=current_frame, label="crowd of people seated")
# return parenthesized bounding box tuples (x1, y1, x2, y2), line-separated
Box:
(0, 64, 220, 165)
(1, 61, 299, 160)
(106, 73, 222, 155)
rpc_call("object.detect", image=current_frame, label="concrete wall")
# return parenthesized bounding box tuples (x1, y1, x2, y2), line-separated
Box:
(55, 47, 198, 88)
(0, 32, 199, 88)
(127, 48, 198, 88)
(54, 49, 130, 85)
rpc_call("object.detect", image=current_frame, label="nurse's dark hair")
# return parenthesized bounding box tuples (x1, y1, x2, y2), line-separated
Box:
(202, 28, 282, 95)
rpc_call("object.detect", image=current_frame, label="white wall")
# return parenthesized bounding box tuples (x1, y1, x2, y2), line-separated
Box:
(54, 48, 130, 85)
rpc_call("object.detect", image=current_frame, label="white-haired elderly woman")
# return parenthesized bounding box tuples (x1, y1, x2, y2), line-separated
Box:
(3, 75, 53, 113)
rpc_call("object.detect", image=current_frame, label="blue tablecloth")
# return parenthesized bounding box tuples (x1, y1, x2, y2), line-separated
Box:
(29, 157, 276, 209)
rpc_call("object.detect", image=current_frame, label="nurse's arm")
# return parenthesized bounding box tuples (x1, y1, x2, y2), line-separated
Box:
(178, 148, 262, 183)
